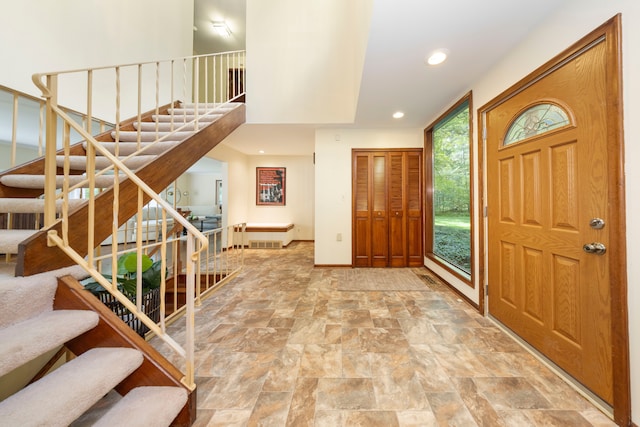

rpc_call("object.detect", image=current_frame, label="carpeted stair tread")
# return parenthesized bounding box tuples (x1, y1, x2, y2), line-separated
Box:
(0, 229, 38, 254)
(133, 121, 200, 132)
(0, 265, 88, 328)
(0, 347, 143, 427)
(69, 390, 121, 426)
(0, 309, 99, 377)
(1, 197, 85, 214)
(0, 174, 120, 189)
(85, 141, 180, 156)
(56, 155, 156, 171)
(111, 130, 194, 142)
(92, 386, 188, 427)
(168, 107, 236, 115)
(179, 101, 242, 109)
(152, 113, 222, 123)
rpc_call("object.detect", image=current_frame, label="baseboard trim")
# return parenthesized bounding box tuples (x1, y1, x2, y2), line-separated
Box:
(314, 264, 352, 268)
(422, 266, 480, 311)
(241, 239, 315, 249)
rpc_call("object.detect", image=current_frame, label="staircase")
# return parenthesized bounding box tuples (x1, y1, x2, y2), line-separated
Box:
(0, 51, 246, 426)
(0, 101, 245, 277)
(0, 267, 189, 426)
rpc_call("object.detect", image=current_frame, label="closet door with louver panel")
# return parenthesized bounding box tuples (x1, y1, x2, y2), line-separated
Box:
(388, 151, 407, 267)
(352, 149, 422, 267)
(371, 153, 388, 267)
(353, 152, 372, 266)
(406, 150, 423, 266)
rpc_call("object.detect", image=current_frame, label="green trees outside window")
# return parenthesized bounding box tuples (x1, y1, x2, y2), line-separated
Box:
(431, 100, 471, 275)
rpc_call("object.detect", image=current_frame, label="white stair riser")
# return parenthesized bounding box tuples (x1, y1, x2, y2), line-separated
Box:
(56, 155, 156, 171)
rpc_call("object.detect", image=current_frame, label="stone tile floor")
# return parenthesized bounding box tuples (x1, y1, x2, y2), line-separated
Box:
(153, 242, 615, 426)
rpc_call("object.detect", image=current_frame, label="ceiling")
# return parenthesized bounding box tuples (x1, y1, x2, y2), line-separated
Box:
(354, 0, 561, 128)
(195, 0, 562, 156)
(1, 1, 563, 159)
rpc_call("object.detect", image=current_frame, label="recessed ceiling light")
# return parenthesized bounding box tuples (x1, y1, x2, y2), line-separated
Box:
(426, 49, 449, 66)
(393, 111, 405, 119)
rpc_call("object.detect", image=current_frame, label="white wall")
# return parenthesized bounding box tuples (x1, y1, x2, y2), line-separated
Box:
(246, 155, 315, 241)
(187, 173, 222, 208)
(208, 145, 315, 241)
(206, 145, 250, 229)
(0, 0, 194, 119)
(428, 0, 639, 420)
(166, 173, 188, 209)
(246, 0, 372, 124)
(314, 128, 422, 265)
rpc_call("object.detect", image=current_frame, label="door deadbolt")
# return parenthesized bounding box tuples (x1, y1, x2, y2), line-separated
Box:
(583, 242, 606, 255)
(589, 218, 605, 229)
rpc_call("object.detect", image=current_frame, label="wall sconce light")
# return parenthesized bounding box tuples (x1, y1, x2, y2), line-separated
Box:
(165, 186, 181, 204)
(212, 21, 232, 37)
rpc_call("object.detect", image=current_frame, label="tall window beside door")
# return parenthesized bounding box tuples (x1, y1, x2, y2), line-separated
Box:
(425, 93, 473, 283)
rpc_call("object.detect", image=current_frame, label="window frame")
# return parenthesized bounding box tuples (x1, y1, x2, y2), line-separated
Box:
(424, 92, 474, 287)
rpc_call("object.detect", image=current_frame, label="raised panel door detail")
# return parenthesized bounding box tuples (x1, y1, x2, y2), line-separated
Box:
(407, 216, 422, 266)
(551, 141, 579, 231)
(354, 216, 371, 267)
(499, 158, 516, 224)
(521, 150, 543, 227)
(499, 241, 517, 308)
(552, 254, 581, 345)
(523, 246, 544, 323)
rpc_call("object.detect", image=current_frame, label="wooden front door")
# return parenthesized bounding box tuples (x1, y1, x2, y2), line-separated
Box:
(485, 38, 616, 403)
(353, 149, 423, 267)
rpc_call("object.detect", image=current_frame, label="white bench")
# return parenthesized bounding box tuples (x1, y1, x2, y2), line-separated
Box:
(241, 222, 294, 248)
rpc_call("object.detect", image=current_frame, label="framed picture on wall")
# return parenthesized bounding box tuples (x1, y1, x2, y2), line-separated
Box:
(256, 167, 286, 206)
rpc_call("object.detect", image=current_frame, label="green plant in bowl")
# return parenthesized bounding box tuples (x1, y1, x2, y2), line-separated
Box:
(83, 252, 163, 296)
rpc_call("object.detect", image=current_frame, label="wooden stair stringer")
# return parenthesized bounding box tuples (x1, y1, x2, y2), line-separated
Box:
(54, 274, 196, 427)
(16, 103, 246, 276)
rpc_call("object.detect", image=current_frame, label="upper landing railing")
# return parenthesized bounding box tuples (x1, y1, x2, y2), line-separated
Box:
(29, 50, 246, 390)
(0, 84, 113, 172)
